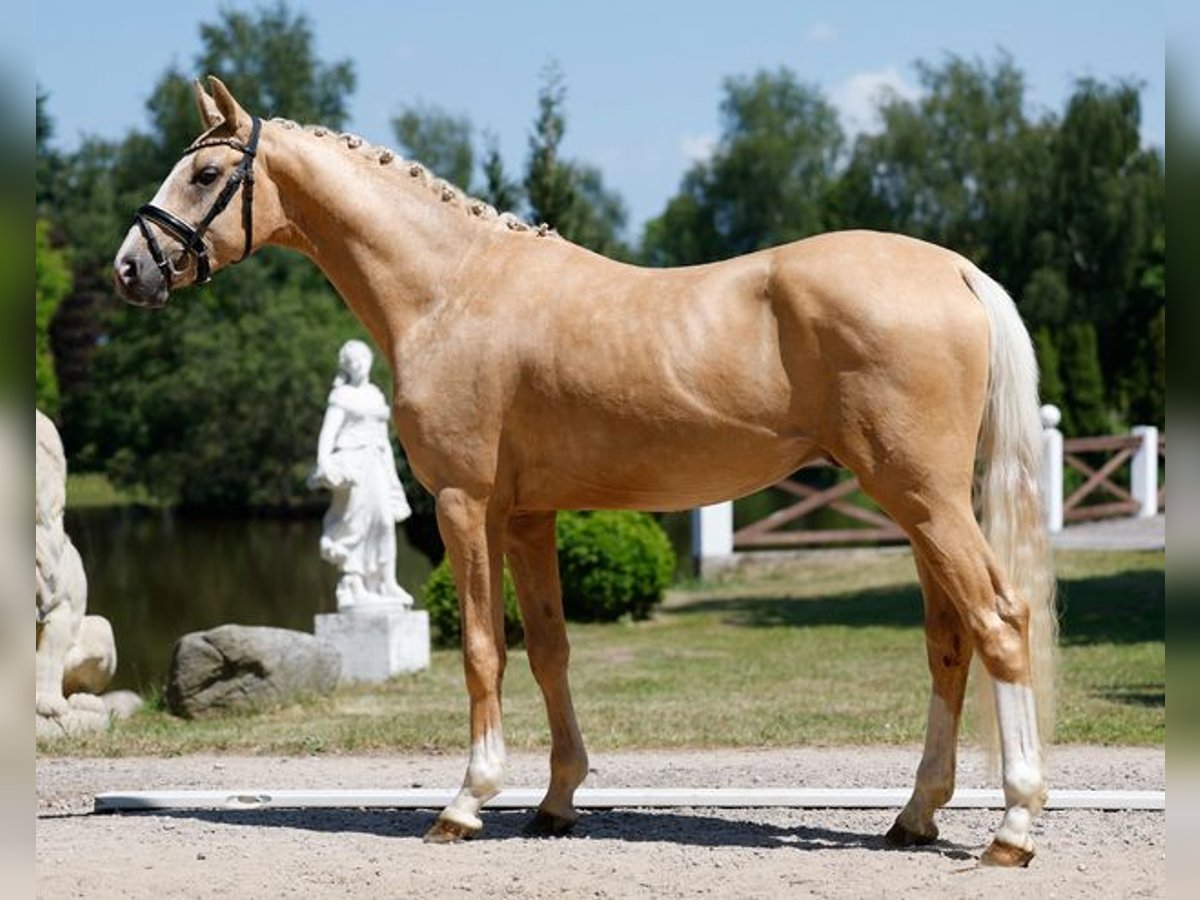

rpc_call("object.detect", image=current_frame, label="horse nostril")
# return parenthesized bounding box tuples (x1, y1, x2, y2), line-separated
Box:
(118, 257, 139, 285)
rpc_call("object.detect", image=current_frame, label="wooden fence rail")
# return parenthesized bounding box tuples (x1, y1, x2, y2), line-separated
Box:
(691, 405, 1163, 571)
(1061, 434, 1142, 523)
(731, 468, 905, 549)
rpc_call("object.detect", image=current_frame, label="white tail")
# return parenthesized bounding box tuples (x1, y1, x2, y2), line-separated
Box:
(963, 267, 1058, 755)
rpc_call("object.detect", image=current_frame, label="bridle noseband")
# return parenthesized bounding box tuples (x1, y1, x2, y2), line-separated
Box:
(134, 115, 262, 286)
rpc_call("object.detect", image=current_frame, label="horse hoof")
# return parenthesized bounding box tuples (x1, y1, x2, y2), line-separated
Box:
(884, 820, 938, 847)
(423, 818, 478, 844)
(980, 839, 1035, 868)
(522, 809, 577, 837)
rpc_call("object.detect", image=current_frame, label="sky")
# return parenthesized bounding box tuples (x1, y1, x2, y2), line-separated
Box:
(35, 1, 1164, 238)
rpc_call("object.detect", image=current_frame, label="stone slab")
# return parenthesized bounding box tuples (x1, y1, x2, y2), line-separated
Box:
(314, 607, 430, 682)
(94, 786, 1165, 813)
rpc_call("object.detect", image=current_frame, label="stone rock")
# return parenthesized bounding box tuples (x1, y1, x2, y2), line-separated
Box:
(167, 624, 341, 718)
(103, 690, 144, 721)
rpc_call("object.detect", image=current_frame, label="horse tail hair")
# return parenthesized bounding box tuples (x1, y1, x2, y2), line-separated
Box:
(962, 266, 1058, 760)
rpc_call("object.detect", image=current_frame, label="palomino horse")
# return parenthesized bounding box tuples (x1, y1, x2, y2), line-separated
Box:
(114, 78, 1057, 866)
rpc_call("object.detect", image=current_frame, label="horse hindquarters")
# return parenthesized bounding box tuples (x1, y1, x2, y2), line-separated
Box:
(854, 266, 1054, 865)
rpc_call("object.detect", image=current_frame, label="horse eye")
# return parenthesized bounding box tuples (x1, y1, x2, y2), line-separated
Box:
(193, 166, 220, 186)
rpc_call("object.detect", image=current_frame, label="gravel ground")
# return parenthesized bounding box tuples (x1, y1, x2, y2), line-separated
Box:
(37, 746, 1164, 899)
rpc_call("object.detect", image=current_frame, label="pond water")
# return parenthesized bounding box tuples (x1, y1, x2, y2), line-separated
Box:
(67, 486, 865, 694)
(66, 507, 694, 693)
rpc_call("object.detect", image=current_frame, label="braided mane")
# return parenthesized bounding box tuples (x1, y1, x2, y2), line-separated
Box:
(270, 117, 555, 238)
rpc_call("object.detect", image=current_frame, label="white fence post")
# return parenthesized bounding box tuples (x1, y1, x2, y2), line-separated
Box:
(1040, 404, 1064, 533)
(1130, 425, 1159, 518)
(691, 501, 734, 576)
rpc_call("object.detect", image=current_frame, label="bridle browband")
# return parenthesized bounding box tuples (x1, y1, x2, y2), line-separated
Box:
(133, 115, 262, 286)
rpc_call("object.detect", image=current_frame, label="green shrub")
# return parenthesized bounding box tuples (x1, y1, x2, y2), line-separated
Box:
(557, 510, 674, 622)
(419, 510, 675, 645)
(421, 559, 523, 648)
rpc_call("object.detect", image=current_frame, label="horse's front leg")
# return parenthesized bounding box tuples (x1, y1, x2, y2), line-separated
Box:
(425, 487, 509, 842)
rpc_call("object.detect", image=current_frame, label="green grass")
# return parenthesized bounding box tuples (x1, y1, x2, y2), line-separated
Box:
(66, 472, 161, 509)
(37, 548, 1163, 757)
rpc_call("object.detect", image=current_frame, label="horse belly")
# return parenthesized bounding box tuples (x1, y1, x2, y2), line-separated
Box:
(507, 269, 824, 510)
(509, 397, 820, 512)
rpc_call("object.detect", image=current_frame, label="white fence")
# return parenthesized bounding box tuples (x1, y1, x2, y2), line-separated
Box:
(691, 405, 1162, 572)
(1038, 404, 1160, 532)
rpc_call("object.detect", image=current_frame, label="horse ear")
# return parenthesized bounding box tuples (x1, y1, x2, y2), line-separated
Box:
(206, 76, 251, 135)
(192, 79, 223, 129)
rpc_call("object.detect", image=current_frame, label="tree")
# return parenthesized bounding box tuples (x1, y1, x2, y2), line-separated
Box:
(838, 54, 1051, 294)
(88, 274, 365, 509)
(392, 104, 475, 190)
(36, 90, 61, 212)
(36, 219, 72, 417)
(642, 68, 843, 265)
(53, 2, 372, 511)
(525, 63, 576, 229)
(559, 163, 629, 257)
(479, 131, 522, 213)
(154, 0, 354, 154)
(1058, 323, 1110, 436)
(1050, 79, 1164, 417)
(524, 62, 629, 257)
(1123, 303, 1165, 427)
(1032, 327, 1064, 415)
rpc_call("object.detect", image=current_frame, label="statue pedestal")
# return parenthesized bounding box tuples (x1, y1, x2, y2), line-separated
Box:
(314, 605, 430, 683)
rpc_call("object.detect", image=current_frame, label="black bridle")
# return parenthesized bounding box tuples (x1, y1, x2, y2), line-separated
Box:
(134, 115, 262, 285)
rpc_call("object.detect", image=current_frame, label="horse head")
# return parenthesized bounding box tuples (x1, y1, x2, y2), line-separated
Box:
(112, 77, 282, 307)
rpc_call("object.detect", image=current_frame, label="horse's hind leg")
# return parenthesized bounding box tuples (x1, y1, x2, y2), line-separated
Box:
(885, 553, 973, 847)
(506, 511, 589, 835)
(860, 472, 1045, 865)
(910, 509, 1045, 864)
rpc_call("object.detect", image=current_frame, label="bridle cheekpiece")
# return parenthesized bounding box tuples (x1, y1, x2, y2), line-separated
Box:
(133, 115, 262, 285)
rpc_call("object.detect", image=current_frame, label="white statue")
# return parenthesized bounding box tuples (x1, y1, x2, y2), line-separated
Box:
(36, 410, 120, 734)
(309, 340, 414, 611)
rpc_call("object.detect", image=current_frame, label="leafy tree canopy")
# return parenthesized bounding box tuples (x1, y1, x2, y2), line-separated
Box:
(36, 219, 72, 417)
(392, 104, 475, 192)
(643, 68, 843, 265)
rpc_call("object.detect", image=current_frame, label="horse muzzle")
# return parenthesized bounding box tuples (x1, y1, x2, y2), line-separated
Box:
(112, 243, 171, 309)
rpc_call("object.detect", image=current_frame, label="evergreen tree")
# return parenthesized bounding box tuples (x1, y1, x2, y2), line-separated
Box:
(525, 62, 576, 230)
(1059, 323, 1110, 436)
(392, 104, 475, 190)
(1051, 79, 1164, 417)
(1033, 327, 1065, 419)
(1124, 305, 1165, 427)
(524, 62, 628, 256)
(479, 131, 522, 213)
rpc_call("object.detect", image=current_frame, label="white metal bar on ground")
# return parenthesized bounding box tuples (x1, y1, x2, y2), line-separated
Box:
(93, 787, 1164, 813)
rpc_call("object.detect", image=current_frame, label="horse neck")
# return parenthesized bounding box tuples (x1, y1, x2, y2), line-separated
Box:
(261, 123, 477, 352)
